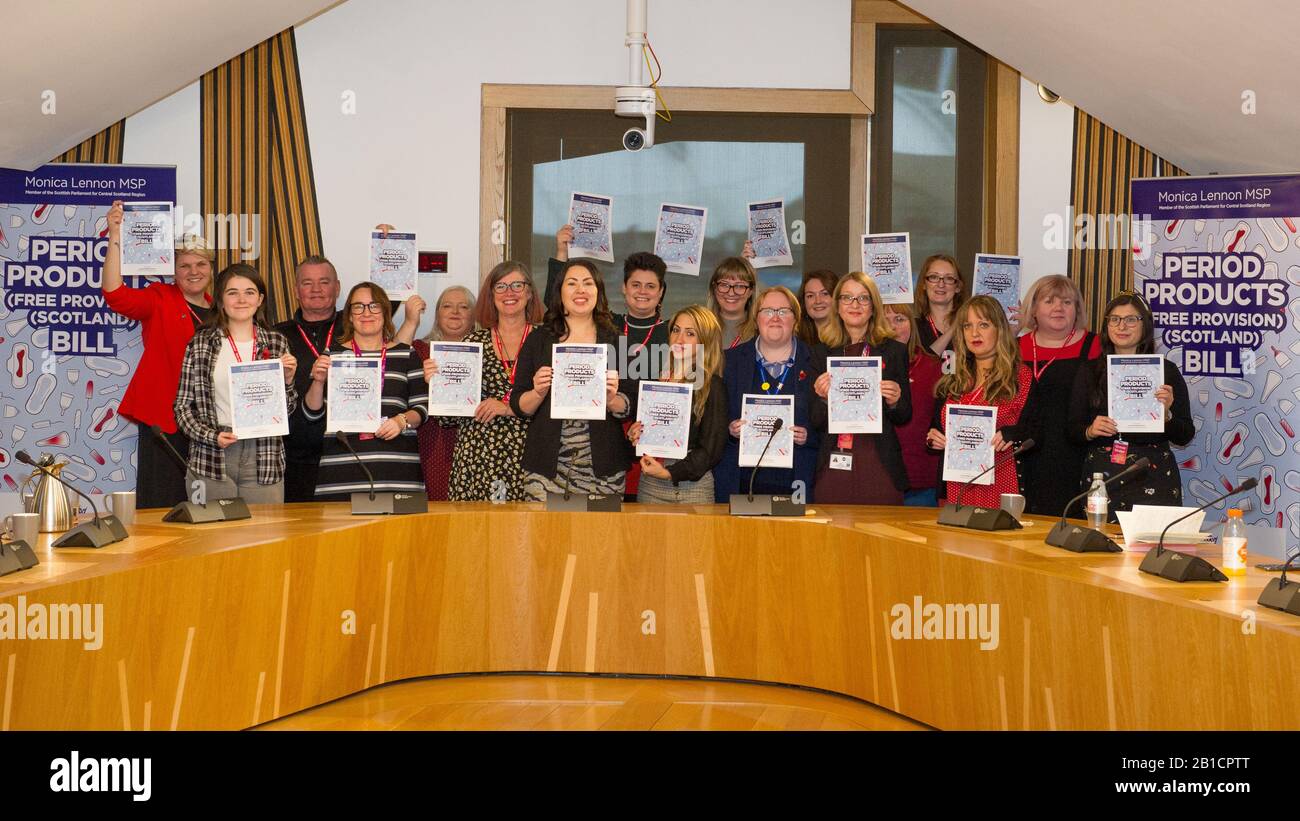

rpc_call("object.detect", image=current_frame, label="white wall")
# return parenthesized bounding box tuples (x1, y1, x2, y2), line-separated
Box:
(123, 82, 202, 227)
(1016, 75, 1074, 299)
(294, 0, 850, 335)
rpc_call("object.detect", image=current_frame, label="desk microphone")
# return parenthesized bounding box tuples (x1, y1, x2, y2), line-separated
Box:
(1257, 550, 1300, 615)
(1045, 457, 1150, 552)
(18, 450, 127, 548)
(747, 417, 784, 502)
(935, 439, 1033, 531)
(1138, 478, 1255, 582)
(334, 430, 428, 515)
(335, 431, 377, 501)
(151, 425, 252, 523)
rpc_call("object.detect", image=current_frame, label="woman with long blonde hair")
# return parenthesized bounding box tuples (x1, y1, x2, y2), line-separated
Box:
(925, 295, 1037, 509)
(626, 305, 728, 503)
(811, 273, 912, 504)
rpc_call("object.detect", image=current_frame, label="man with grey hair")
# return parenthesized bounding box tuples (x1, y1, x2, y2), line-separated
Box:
(274, 255, 426, 501)
(275, 255, 345, 502)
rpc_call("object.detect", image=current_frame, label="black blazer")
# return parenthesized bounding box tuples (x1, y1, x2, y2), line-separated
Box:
(662, 374, 728, 485)
(1065, 357, 1194, 448)
(510, 324, 636, 480)
(810, 338, 913, 491)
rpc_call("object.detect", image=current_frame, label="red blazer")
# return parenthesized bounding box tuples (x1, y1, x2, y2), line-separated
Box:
(104, 282, 209, 433)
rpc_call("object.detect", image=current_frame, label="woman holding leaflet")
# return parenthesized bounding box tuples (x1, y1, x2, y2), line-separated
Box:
(811, 273, 912, 505)
(413, 285, 475, 500)
(926, 296, 1037, 509)
(1066, 292, 1192, 517)
(512, 260, 636, 501)
(625, 305, 728, 504)
(424, 263, 544, 501)
(101, 199, 215, 508)
(303, 282, 428, 501)
(173, 265, 297, 503)
(715, 286, 822, 503)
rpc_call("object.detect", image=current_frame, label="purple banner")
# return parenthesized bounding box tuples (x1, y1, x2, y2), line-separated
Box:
(1132, 175, 1300, 221)
(0, 163, 176, 207)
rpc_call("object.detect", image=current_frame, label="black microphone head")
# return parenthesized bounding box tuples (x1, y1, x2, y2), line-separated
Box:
(335, 430, 349, 445)
(771, 418, 785, 432)
(1130, 456, 1151, 471)
(1236, 477, 1259, 492)
(15, 450, 35, 466)
(1014, 438, 1034, 453)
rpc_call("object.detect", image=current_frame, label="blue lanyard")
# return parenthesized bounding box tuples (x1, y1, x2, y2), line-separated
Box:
(756, 343, 796, 395)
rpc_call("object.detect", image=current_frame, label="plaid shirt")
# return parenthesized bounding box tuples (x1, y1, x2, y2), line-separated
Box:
(174, 326, 298, 484)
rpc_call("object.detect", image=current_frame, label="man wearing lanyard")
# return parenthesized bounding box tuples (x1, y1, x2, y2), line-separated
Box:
(275, 256, 346, 502)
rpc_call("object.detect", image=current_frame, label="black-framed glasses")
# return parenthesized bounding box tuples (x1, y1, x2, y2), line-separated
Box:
(1106, 315, 1142, 328)
(493, 281, 529, 294)
(349, 302, 384, 315)
(925, 274, 959, 286)
(715, 281, 752, 295)
(838, 294, 873, 306)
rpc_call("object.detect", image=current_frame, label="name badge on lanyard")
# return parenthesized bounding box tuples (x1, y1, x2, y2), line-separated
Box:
(829, 452, 853, 471)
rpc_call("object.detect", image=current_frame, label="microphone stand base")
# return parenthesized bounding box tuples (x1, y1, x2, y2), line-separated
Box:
(350, 492, 430, 515)
(162, 498, 252, 524)
(728, 494, 806, 517)
(1257, 577, 1300, 615)
(1138, 547, 1227, 582)
(51, 515, 129, 548)
(0, 540, 39, 575)
(936, 504, 1021, 531)
(1044, 520, 1123, 552)
(545, 492, 623, 513)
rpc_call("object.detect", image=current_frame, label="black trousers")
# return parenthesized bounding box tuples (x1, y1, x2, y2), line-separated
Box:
(134, 422, 191, 509)
(283, 452, 324, 503)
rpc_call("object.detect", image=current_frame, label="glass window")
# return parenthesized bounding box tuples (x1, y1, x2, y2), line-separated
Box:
(509, 110, 851, 314)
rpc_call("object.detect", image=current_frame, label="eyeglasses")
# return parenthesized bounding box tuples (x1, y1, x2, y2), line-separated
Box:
(349, 302, 384, 315)
(925, 275, 960, 286)
(715, 281, 751, 295)
(838, 294, 873, 306)
(758, 307, 794, 319)
(1106, 315, 1142, 328)
(493, 281, 529, 294)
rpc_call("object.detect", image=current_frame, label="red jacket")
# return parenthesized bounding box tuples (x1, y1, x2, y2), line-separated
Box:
(103, 282, 210, 433)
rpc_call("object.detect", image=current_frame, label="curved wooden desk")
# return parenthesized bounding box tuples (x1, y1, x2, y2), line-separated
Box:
(0, 503, 1296, 730)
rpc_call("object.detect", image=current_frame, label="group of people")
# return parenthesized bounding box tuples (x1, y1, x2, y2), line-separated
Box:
(106, 206, 1194, 521)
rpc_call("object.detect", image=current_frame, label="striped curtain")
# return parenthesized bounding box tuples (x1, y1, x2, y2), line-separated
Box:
(52, 120, 125, 164)
(1069, 110, 1187, 330)
(200, 28, 322, 324)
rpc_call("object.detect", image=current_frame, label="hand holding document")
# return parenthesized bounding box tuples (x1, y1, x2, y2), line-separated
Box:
(826, 356, 882, 434)
(942, 404, 996, 485)
(369, 230, 418, 300)
(654, 203, 707, 276)
(972, 254, 1021, 319)
(635, 381, 693, 459)
(739, 394, 795, 468)
(1108, 355, 1165, 433)
(327, 354, 383, 433)
(426, 341, 483, 417)
(120, 202, 174, 277)
(861, 233, 913, 304)
(550, 344, 609, 420)
(567, 192, 614, 263)
(747, 199, 793, 268)
(228, 360, 289, 438)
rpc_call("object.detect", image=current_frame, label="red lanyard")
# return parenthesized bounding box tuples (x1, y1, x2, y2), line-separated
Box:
(493, 324, 531, 399)
(352, 339, 388, 374)
(1030, 329, 1077, 381)
(926, 315, 942, 340)
(728, 332, 742, 350)
(623, 316, 661, 354)
(225, 332, 262, 362)
(296, 318, 335, 359)
(186, 303, 206, 328)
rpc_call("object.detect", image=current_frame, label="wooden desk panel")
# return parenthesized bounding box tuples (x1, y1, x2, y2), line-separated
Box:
(0, 504, 1295, 730)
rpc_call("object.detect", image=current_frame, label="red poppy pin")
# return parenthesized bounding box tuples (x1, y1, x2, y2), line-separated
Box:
(798, 370, 807, 381)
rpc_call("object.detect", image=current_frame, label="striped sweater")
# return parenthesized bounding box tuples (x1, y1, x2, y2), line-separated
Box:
(302, 342, 429, 500)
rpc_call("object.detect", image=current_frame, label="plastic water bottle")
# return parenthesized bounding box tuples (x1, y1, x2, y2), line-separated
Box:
(1085, 473, 1108, 528)
(1222, 508, 1248, 576)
